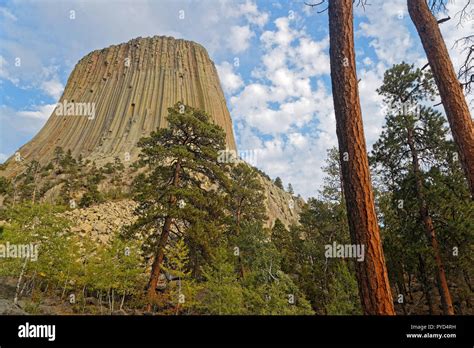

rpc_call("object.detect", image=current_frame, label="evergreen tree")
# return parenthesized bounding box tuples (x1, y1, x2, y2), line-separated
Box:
(130, 103, 229, 307)
(274, 177, 283, 189)
(226, 163, 266, 231)
(273, 149, 360, 314)
(371, 63, 471, 314)
(53, 147, 64, 169)
(328, 0, 394, 314)
(199, 248, 245, 315)
(408, 0, 474, 197)
(161, 238, 199, 314)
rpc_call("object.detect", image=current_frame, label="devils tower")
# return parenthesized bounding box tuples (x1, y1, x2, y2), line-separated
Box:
(3, 36, 237, 175)
(0, 35, 302, 228)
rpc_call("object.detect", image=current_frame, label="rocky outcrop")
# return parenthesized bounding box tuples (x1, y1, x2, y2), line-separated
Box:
(2, 35, 303, 231)
(260, 176, 304, 228)
(3, 36, 236, 176)
(63, 200, 137, 243)
(61, 177, 302, 245)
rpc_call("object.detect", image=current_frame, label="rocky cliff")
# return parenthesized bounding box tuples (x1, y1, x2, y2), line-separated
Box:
(3, 36, 236, 175)
(1, 35, 302, 227)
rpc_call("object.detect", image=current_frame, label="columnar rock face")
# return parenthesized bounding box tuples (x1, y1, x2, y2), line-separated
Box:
(4, 36, 236, 174)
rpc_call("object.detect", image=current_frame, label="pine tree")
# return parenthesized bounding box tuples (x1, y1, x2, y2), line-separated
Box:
(372, 63, 458, 314)
(287, 183, 294, 195)
(328, 0, 395, 314)
(130, 103, 229, 307)
(407, 0, 474, 197)
(53, 147, 64, 169)
(199, 247, 245, 315)
(226, 163, 267, 231)
(274, 177, 283, 190)
(161, 238, 199, 314)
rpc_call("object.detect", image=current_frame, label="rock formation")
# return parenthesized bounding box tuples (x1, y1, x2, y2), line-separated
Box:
(1, 35, 303, 228)
(3, 36, 236, 175)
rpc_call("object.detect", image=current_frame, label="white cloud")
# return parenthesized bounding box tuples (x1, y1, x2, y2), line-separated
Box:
(230, 16, 334, 197)
(0, 104, 54, 136)
(227, 25, 255, 54)
(41, 79, 64, 100)
(232, 17, 330, 135)
(239, 0, 269, 27)
(357, 0, 420, 66)
(0, 55, 19, 85)
(16, 104, 55, 121)
(216, 61, 244, 94)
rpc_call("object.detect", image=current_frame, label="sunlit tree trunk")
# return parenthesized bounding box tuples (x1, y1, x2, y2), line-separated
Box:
(328, 0, 395, 315)
(146, 160, 181, 309)
(408, 0, 474, 198)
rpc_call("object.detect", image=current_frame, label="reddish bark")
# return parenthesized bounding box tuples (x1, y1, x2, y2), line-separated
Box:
(328, 0, 395, 315)
(408, 0, 474, 198)
(406, 126, 454, 315)
(146, 160, 181, 309)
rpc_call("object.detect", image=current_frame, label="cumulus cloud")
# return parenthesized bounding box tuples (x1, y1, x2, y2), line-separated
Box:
(0, 55, 19, 85)
(0, 103, 54, 158)
(239, 0, 269, 27)
(229, 16, 334, 197)
(227, 25, 255, 54)
(216, 61, 244, 94)
(0, 103, 54, 143)
(357, 0, 420, 66)
(16, 104, 55, 122)
(41, 79, 64, 100)
(231, 17, 330, 134)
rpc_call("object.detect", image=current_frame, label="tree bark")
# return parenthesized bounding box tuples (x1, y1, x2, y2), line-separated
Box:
(146, 160, 181, 308)
(328, 0, 395, 315)
(408, 0, 474, 198)
(418, 255, 435, 315)
(406, 126, 454, 314)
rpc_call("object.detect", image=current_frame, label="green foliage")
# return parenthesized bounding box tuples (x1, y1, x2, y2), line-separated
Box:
(160, 238, 199, 314)
(198, 248, 245, 314)
(236, 222, 314, 315)
(81, 235, 146, 300)
(377, 62, 436, 106)
(0, 203, 147, 312)
(226, 163, 267, 231)
(371, 63, 473, 314)
(129, 103, 230, 267)
(0, 203, 78, 287)
(269, 147, 361, 315)
(79, 185, 103, 207)
(0, 176, 11, 195)
(286, 199, 360, 314)
(274, 176, 283, 189)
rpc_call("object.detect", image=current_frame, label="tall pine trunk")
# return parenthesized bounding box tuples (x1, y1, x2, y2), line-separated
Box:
(328, 0, 395, 315)
(406, 126, 454, 314)
(418, 255, 435, 315)
(146, 160, 181, 308)
(408, 0, 474, 198)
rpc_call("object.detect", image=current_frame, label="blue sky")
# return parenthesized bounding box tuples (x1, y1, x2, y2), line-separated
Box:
(0, 0, 472, 198)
